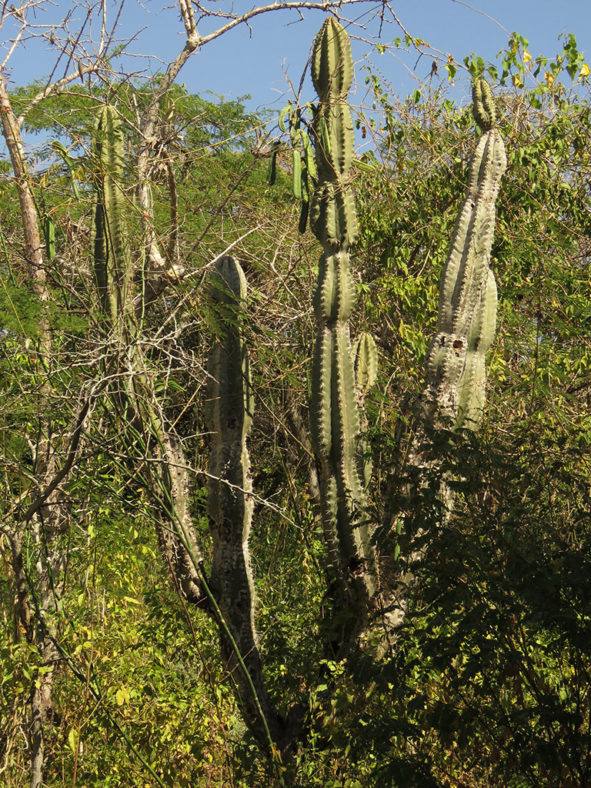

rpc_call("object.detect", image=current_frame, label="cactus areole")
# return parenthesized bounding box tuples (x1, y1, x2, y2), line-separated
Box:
(309, 19, 376, 634)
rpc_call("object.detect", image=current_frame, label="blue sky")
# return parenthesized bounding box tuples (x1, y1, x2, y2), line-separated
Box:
(2, 1, 590, 114)
(114, 0, 591, 110)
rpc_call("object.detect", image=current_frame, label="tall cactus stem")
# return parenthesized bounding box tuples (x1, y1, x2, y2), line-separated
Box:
(91, 104, 205, 616)
(424, 79, 506, 429)
(309, 19, 376, 644)
(206, 256, 276, 746)
(92, 105, 133, 331)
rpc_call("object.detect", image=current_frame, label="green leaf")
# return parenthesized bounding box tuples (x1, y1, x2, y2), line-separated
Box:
(115, 686, 130, 706)
(68, 728, 79, 754)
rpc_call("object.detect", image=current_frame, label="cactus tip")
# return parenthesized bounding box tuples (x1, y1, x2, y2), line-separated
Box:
(472, 77, 496, 131)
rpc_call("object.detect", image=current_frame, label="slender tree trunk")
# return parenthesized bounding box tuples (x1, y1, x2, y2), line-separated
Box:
(0, 76, 46, 303)
(28, 633, 59, 788)
(1, 73, 66, 788)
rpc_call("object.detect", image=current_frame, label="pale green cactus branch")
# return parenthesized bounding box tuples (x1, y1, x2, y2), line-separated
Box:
(353, 332, 378, 487)
(472, 77, 497, 131)
(353, 332, 378, 395)
(311, 17, 353, 102)
(425, 80, 506, 429)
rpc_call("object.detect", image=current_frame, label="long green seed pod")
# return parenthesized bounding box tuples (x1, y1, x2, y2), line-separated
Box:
(51, 140, 81, 199)
(92, 105, 133, 329)
(206, 256, 275, 746)
(309, 19, 376, 642)
(44, 215, 55, 263)
(425, 80, 506, 428)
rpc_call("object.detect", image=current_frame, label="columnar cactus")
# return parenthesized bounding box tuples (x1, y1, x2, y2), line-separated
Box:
(353, 332, 378, 487)
(206, 256, 275, 744)
(92, 105, 133, 330)
(309, 19, 376, 636)
(353, 332, 378, 396)
(424, 78, 506, 429)
(309, 19, 358, 248)
(207, 256, 254, 611)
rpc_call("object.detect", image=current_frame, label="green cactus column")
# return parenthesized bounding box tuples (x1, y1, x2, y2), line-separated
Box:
(206, 256, 279, 748)
(92, 105, 133, 333)
(424, 79, 506, 429)
(353, 332, 378, 487)
(309, 19, 377, 645)
(382, 82, 507, 647)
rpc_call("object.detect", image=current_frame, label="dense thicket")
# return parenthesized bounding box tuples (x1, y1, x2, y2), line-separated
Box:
(1, 27, 591, 788)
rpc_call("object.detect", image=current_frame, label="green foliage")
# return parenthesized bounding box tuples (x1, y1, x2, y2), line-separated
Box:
(2, 23, 591, 788)
(0, 280, 43, 337)
(346, 425, 591, 786)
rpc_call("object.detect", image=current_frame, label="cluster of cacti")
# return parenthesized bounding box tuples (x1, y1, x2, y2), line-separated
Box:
(309, 18, 377, 632)
(424, 77, 506, 429)
(86, 29, 507, 756)
(206, 256, 275, 745)
(92, 105, 133, 331)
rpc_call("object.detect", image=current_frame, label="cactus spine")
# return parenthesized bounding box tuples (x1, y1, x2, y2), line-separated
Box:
(92, 105, 133, 331)
(424, 78, 506, 429)
(309, 19, 376, 638)
(206, 256, 276, 745)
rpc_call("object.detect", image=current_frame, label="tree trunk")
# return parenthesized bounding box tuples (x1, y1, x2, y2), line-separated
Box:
(1, 73, 64, 788)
